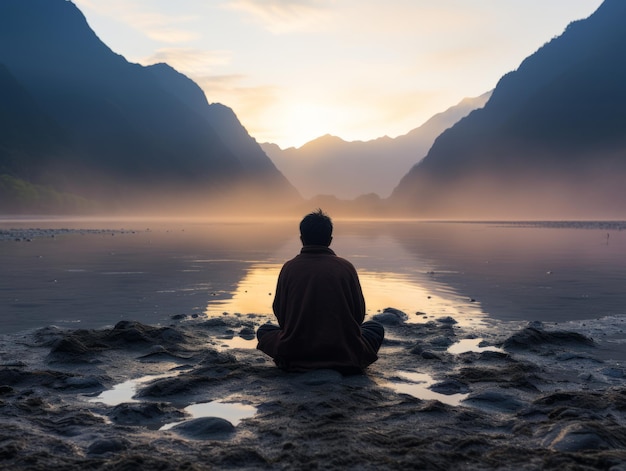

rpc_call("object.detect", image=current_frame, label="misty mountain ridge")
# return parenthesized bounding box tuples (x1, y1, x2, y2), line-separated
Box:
(0, 0, 298, 214)
(3, 0, 624, 218)
(262, 93, 490, 199)
(391, 0, 626, 219)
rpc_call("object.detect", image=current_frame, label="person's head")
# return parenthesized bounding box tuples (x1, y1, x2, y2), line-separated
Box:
(299, 209, 333, 246)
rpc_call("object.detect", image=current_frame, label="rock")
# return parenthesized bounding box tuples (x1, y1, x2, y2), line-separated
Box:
(373, 308, 408, 325)
(430, 379, 469, 395)
(430, 336, 454, 348)
(478, 350, 510, 361)
(503, 324, 595, 350)
(421, 351, 442, 360)
(238, 327, 256, 340)
(49, 336, 91, 355)
(172, 417, 235, 440)
(202, 318, 229, 327)
(105, 322, 186, 347)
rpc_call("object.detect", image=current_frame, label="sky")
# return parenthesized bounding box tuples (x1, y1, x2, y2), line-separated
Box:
(73, 0, 604, 149)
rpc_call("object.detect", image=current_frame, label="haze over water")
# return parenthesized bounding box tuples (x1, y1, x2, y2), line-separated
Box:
(2, 218, 626, 341)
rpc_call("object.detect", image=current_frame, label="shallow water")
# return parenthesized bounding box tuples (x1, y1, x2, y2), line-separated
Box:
(2, 217, 626, 335)
(88, 372, 257, 428)
(383, 371, 468, 406)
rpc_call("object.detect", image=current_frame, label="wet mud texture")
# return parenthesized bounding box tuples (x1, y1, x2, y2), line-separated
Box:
(1, 312, 626, 470)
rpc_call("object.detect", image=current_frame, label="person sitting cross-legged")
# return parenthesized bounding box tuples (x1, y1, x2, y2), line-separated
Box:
(256, 209, 384, 374)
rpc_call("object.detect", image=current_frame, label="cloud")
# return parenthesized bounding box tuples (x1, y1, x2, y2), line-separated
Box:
(224, 0, 334, 34)
(74, 0, 200, 43)
(143, 49, 232, 76)
(138, 19, 201, 44)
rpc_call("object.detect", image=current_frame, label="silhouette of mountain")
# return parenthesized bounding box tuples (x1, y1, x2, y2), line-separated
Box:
(0, 0, 298, 212)
(261, 93, 490, 199)
(391, 0, 626, 218)
(0, 63, 73, 179)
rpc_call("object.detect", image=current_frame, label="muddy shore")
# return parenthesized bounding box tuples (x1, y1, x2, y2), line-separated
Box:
(1, 308, 626, 470)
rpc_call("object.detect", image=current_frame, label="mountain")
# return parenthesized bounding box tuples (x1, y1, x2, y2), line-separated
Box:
(0, 63, 72, 180)
(261, 93, 490, 199)
(391, 0, 626, 219)
(0, 0, 299, 213)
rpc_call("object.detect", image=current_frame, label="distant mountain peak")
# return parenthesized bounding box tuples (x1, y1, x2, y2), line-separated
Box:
(262, 94, 490, 199)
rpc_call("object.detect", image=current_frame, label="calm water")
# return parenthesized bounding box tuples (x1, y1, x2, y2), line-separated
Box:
(2, 218, 626, 335)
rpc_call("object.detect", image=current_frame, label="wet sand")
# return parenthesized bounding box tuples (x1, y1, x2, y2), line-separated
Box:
(1, 309, 626, 470)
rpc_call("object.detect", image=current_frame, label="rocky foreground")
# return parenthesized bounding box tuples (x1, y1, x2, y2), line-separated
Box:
(1, 309, 626, 470)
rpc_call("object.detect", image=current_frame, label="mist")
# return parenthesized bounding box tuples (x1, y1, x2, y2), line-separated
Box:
(5, 162, 625, 221)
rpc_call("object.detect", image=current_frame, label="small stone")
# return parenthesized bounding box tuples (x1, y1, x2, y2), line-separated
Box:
(373, 308, 408, 325)
(172, 417, 235, 440)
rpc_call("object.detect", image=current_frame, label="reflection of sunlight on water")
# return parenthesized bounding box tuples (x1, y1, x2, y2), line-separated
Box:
(218, 336, 257, 349)
(447, 338, 504, 355)
(385, 340, 503, 405)
(160, 401, 257, 430)
(383, 371, 468, 406)
(359, 270, 486, 326)
(204, 263, 486, 327)
(205, 264, 281, 317)
(87, 373, 256, 429)
(88, 373, 175, 406)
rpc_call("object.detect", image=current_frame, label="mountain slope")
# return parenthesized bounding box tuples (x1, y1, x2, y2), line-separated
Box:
(262, 93, 490, 199)
(391, 0, 626, 218)
(0, 0, 299, 211)
(0, 63, 73, 180)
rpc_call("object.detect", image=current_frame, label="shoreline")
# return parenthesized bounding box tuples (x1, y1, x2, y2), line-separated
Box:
(1, 310, 626, 469)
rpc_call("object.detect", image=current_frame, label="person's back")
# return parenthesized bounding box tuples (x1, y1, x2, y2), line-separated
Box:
(256, 209, 384, 373)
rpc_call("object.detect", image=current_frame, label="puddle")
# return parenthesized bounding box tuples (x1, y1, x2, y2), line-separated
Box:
(88, 373, 175, 406)
(383, 371, 468, 406)
(447, 338, 504, 355)
(160, 401, 257, 430)
(88, 373, 257, 429)
(218, 336, 256, 349)
(383, 339, 503, 405)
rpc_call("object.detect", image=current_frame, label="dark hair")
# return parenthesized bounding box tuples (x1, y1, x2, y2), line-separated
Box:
(300, 209, 333, 246)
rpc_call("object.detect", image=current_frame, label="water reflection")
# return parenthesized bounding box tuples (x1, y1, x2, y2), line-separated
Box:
(360, 270, 485, 325)
(87, 372, 256, 429)
(447, 338, 504, 355)
(3, 218, 626, 334)
(160, 401, 257, 430)
(218, 336, 257, 350)
(383, 371, 468, 406)
(89, 373, 175, 406)
(207, 262, 486, 328)
(387, 221, 626, 322)
(205, 220, 626, 326)
(205, 263, 281, 317)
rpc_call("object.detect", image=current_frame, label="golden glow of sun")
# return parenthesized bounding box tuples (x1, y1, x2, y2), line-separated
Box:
(276, 101, 339, 148)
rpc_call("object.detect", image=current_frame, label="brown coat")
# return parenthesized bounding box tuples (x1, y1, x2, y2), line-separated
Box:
(257, 246, 378, 371)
